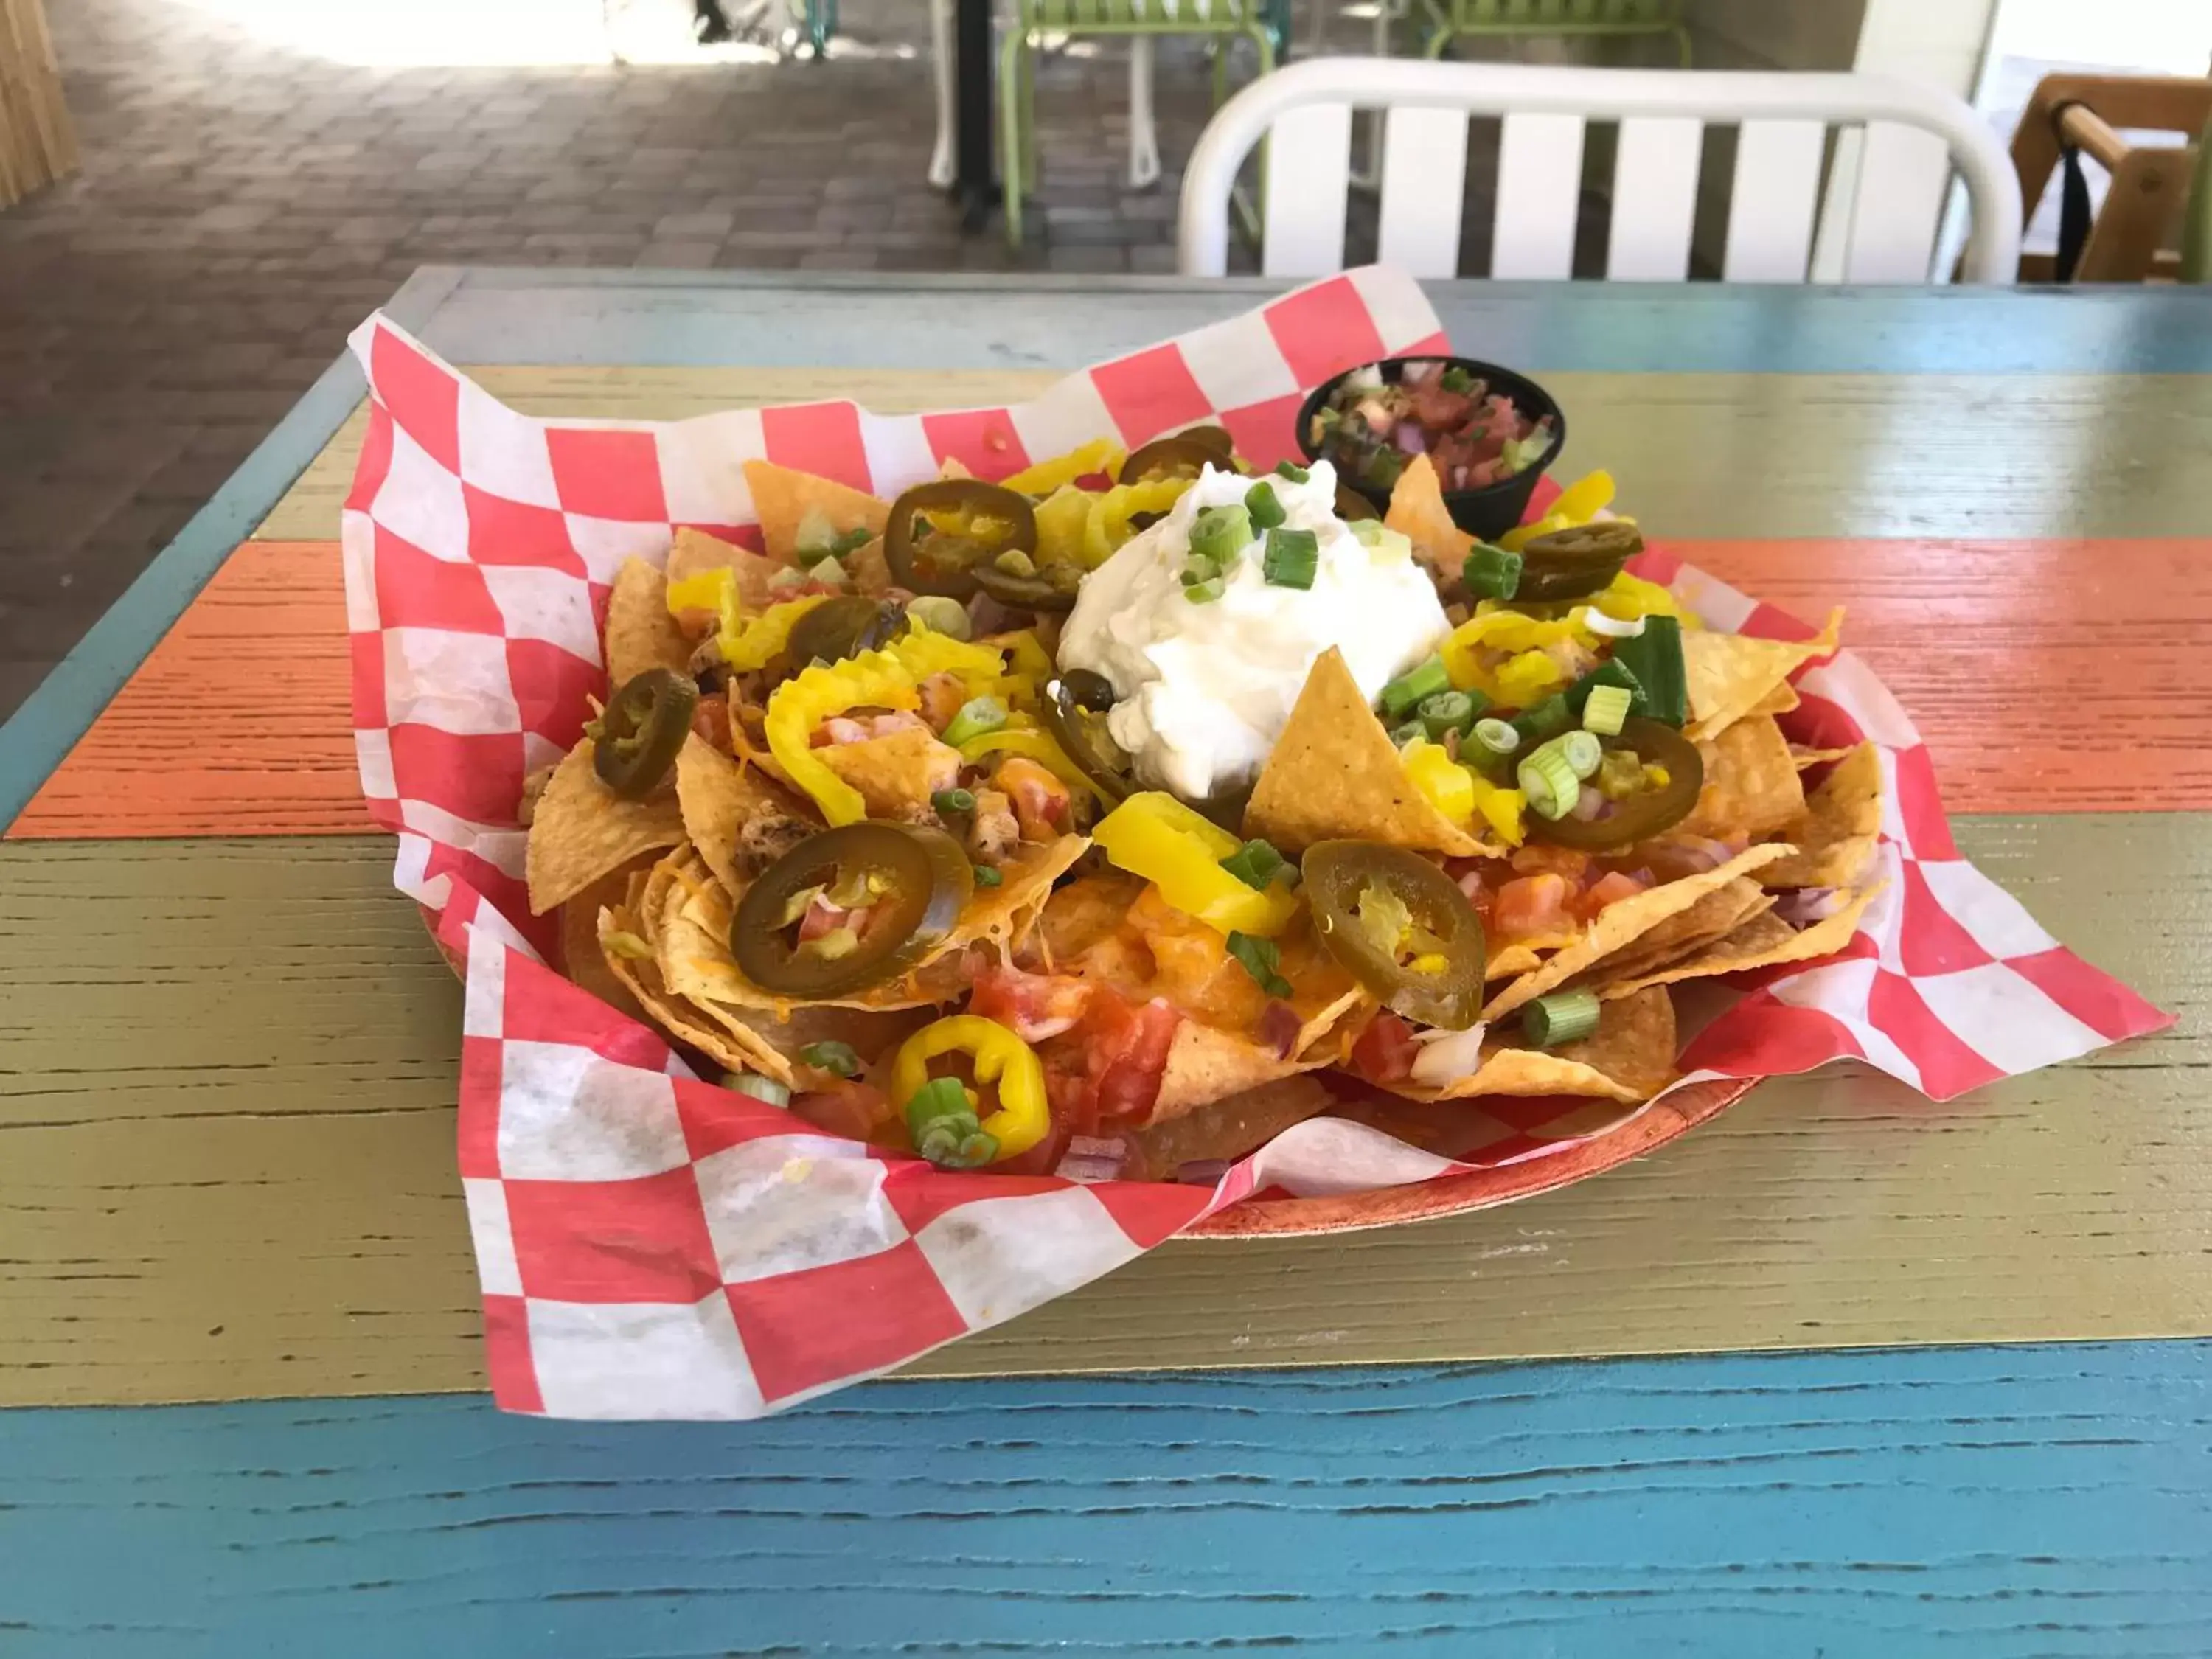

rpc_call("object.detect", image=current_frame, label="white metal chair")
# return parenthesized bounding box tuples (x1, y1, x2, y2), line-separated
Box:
(1176, 58, 2024, 282)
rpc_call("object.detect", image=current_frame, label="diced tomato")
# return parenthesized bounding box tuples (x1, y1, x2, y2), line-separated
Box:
(689, 693, 732, 752)
(969, 963, 1092, 1042)
(796, 895, 848, 944)
(1509, 844, 1590, 881)
(786, 1079, 890, 1143)
(1573, 869, 1649, 922)
(995, 754, 1071, 841)
(1088, 995, 1182, 1124)
(918, 672, 968, 733)
(1492, 872, 1573, 942)
(1350, 1011, 1419, 1085)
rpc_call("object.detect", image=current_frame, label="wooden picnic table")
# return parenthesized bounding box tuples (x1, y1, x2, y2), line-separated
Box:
(1, 270, 2209, 1655)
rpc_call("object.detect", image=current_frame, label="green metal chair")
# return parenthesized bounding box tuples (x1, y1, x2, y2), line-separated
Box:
(1001, 0, 1284, 248)
(2183, 114, 2212, 284)
(1422, 0, 1689, 67)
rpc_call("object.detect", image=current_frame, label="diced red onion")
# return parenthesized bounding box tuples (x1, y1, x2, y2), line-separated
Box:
(1054, 1135, 1129, 1183)
(1408, 1022, 1490, 1086)
(1394, 422, 1426, 456)
(1174, 1158, 1234, 1186)
(1257, 1000, 1303, 1059)
(1571, 784, 1607, 821)
(1775, 888, 1847, 926)
(1669, 835, 1738, 873)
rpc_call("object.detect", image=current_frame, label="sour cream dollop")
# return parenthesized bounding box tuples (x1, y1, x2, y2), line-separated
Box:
(1058, 459, 1450, 801)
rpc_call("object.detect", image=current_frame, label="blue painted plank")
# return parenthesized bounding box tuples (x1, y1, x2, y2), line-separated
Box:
(4, 1343, 2209, 1657)
(416, 267, 2212, 375)
(0, 269, 462, 832)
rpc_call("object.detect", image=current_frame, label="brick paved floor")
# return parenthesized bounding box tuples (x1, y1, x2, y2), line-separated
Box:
(0, 0, 1260, 720)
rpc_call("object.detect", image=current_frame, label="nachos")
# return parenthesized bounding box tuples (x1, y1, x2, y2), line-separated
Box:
(525, 389, 1881, 1183)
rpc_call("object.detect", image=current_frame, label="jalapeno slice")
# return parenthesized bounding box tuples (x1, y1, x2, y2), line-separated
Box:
(1302, 841, 1486, 1030)
(972, 555, 1085, 613)
(1120, 437, 1231, 484)
(785, 595, 906, 669)
(883, 480, 1039, 600)
(591, 667, 698, 799)
(731, 823, 974, 997)
(1177, 423, 1236, 457)
(1043, 674, 1133, 804)
(1516, 521, 1641, 603)
(1527, 717, 1703, 851)
(1333, 481, 1379, 521)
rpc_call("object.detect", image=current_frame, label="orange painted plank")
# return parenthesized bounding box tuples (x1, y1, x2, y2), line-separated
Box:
(10, 542, 364, 840)
(13, 537, 2211, 840)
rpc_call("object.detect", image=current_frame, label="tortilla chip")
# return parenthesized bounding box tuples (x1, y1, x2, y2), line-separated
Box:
(1481, 842, 1791, 1020)
(1792, 744, 1859, 771)
(526, 740, 688, 914)
(1397, 986, 1677, 1104)
(712, 1001, 935, 1090)
(1680, 714, 1806, 840)
(816, 728, 963, 822)
(1746, 681, 1801, 718)
(742, 460, 891, 564)
(938, 456, 973, 481)
(675, 734, 818, 900)
(1576, 877, 1773, 987)
(1119, 1074, 1338, 1180)
(1245, 648, 1501, 859)
(662, 835, 1090, 1013)
(844, 537, 894, 597)
(597, 900, 769, 1076)
(1150, 1020, 1329, 1124)
(1602, 883, 1882, 998)
(667, 526, 795, 619)
(602, 558, 692, 687)
(560, 868, 650, 1021)
(1683, 608, 1843, 742)
(1759, 741, 1883, 889)
(1382, 453, 1474, 580)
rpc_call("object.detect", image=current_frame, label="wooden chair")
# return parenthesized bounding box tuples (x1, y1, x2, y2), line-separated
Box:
(2004, 74, 2212, 284)
(1177, 58, 2023, 282)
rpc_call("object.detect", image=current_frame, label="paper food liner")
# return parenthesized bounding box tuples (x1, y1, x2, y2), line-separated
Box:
(343, 270, 2169, 1419)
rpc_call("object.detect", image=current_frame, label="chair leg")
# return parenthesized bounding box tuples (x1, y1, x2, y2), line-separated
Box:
(1019, 31, 1038, 190)
(1672, 23, 1691, 67)
(927, 0, 957, 187)
(1000, 29, 1029, 248)
(1211, 36, 1229, 108)
(1127, 38, 1161, 190)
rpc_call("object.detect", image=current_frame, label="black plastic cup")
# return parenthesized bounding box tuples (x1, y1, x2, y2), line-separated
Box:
(1295, 355, 1567, 542)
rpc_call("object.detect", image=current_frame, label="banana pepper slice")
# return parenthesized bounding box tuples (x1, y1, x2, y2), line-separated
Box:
(722, 594, 832, 672)
(1001, 437, 1125, 496)
(1082, 478, 1192, 568)
(1091, 790, 1298, 939)
(764, 648, 922, 827)
(891, 1015, 1051, 1165)
(1498, 469, 1619, 552)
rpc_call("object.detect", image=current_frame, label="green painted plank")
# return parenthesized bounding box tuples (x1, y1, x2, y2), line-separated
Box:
(0, 814, 2202, 1406)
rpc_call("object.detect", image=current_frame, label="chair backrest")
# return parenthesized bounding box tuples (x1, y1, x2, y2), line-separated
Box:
(1176, 58, 2023, 283)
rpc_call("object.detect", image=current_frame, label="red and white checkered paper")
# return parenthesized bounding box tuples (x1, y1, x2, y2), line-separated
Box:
(342, 269, 2168, 1419)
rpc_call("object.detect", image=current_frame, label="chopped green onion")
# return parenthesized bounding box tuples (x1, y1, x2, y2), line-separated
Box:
(1582, 683, 1633, 736)
(904, 1074, 995, 1169)
(1501, 431, 1554, 474)
(942, 695, 1009, 747)
(1462, 543, 1522, 602)
(1417, 689, 1477, 740)
(804, 556, 845, 588)
(1364, 447, 1406, 489)
(1389, 718, 1426, 748)
(724, 1071, 792, 1107)
(931, 787, 975, 816)
(799, 1040, 862, 1079)
(1180, 561, 1220, 588)
(1523, 988, 1601, 1048)
(1554, 729, 1604, 779)
(1510, 692, 1571, 747)
(1610, 614, 1686, 727)
(1380, 654, 1450, 718)
(1439, 365, 1475, 394)
(1244, 480, 1287, 531)
(1517, 743, 1581, 821)
(973, 863, 1002, 888)
(1273, 460, 1310, 483)
(1471, 717, 1522, 757)
(600, 928, 654, 960)
(1220, 838, 1295, 891)
(1189, 504, 1252, 567)
(1346, 519, 1415, 563)
(905, 594, 970, 639)
(1262, 527, 1320, 590)
(1225, 929, 1293, 998)
(830, 526, 874, 557)
(1565, 657, 1644, 721)
(1183, 576, 1227, 605)
(793, 507, 839, 557)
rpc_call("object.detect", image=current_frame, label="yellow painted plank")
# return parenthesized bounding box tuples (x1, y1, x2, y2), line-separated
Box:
(0, 816, 2201, 1408)
(257, 367, 2212, 543)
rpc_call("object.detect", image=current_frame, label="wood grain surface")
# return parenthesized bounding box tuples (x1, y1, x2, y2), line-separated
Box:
(16, 532, 2207, 840)
(5, 1345, 2211, 1657)
(251, 366, 2212, 544)
(0, 814, 2198, 1408)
